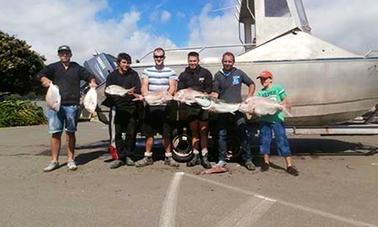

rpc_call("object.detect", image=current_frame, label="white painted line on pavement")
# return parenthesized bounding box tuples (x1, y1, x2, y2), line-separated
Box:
(185, 173, 277, 201)
(216, 196, 275, 227)
(159, 172, 184, 227)
(185, 173, 377, 227)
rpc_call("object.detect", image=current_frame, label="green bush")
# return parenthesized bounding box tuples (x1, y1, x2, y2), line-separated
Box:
(0, 100, 46, 127)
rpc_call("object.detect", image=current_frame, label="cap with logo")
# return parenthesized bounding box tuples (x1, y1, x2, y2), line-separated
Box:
(256, 70, 273, 79)
(57, 45, 72, 53)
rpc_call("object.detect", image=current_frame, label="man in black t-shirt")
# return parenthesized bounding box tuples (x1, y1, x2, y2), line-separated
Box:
(38, 45, 97, 172)
(105, 53, 141, 169)
(177, 52, 212, 169)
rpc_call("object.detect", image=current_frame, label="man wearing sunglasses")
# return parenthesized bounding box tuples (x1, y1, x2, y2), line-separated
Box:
(136, 47, 179, 167)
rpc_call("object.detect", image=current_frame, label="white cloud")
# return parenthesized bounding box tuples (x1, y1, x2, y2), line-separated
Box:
(187, 3, 243, 57)
(0, 0, 176, 64)
(0, 0, 377, 65)
(303, 0, 378, 55)
(160, 10, 172, 23)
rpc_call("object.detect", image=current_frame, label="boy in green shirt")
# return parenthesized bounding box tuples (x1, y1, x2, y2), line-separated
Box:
(256, 70, 299, 176)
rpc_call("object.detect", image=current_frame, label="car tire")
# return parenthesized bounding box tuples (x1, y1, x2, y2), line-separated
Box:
(171, 133, 194, 162)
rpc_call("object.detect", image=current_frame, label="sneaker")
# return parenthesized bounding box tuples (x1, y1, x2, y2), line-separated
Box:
(164, 157, 179, 167)
(125, 157, 135, 166)
(187, 154, 200, 167)
(261, 162, 270, 172)
(110, 160, 125, 169)
(201, 154, 212, 169)
(216, 160, 227, 167)
(43, 161, 59, 172)
(67, 160, 78, 171)
(287, 166, 299, 176)
(135, 157, 153, 167)
(244, 161, 256, 171)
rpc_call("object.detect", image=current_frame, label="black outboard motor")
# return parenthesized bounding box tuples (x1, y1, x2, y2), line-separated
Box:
(82, 53, 117, 124)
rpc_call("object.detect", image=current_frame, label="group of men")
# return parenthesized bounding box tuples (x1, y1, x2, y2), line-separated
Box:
(38, 45, 299, 176)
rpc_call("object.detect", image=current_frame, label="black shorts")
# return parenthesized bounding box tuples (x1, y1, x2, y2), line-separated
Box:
(141, 107, 173, 138)
(179, 104, 209, 122)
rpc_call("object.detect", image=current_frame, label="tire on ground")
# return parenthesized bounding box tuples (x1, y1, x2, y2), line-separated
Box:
(171, 133, 193, 162)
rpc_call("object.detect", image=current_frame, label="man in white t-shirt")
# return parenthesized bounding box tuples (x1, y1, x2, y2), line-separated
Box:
(136, 47, 179, 167)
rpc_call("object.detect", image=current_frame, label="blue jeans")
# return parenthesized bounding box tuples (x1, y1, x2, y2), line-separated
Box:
(217, 112, 254, 163)
(259, 121, 291, 157)
(47, 105, 80, 134)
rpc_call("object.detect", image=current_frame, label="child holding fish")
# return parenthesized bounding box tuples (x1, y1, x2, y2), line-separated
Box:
(256, 70, 299, 176)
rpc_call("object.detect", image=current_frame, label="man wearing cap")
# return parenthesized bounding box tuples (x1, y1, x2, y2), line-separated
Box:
(211, 51, 256, 170)
(38, 45, 97, 172)
(105, 53, 142, 169)
(256, 70, 299, 176)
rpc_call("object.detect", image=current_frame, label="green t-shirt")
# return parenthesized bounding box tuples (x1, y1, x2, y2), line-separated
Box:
(256, 84, 287, 122)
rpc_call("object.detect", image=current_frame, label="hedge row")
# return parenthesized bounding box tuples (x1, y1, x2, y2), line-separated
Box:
(0, 100, 46, 127)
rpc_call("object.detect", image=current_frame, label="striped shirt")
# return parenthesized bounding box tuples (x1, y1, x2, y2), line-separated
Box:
(141, 66, 177, 92)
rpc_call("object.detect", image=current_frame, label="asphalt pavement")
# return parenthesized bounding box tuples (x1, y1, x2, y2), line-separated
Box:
(0, 121, 377, 227)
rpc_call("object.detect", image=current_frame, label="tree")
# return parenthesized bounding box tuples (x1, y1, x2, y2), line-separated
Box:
(0, 31, 45, 95)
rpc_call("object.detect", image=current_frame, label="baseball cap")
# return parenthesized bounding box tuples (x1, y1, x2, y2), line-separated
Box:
(57, 45, 72, 53)
(256, 70, 273, 79)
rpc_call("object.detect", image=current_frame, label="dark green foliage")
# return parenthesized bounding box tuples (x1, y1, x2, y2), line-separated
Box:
(0, 99, 46, 127)
(0, 31, 46, 95)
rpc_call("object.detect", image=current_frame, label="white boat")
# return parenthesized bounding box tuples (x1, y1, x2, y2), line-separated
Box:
(125, 0, 378, 126)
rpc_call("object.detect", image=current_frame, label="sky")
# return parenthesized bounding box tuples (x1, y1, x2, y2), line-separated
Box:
(0, 0, 377, 64)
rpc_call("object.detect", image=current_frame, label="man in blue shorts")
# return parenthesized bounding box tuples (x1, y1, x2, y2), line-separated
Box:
(38, 45, 97, 172)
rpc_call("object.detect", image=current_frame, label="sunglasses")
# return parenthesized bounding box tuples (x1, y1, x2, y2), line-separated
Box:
(154, 55, 165, 59)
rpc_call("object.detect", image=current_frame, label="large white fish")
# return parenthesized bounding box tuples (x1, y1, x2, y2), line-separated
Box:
(239, 96, 292, 117)
(104, 85, 134, 96)
(173, 88, 208, 105)
(133, 91, 173, 106)
(83, 87, 97, 114)
(194, 96, 240, 114)
(45, 82, 61, 112)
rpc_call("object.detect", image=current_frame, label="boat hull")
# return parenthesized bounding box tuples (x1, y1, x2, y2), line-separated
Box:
(133, 57, 378, 126)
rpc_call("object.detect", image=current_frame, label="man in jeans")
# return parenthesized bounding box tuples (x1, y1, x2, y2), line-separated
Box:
(38, 45, 97, 172)
(211, 52, 256, 170)
(105, 53, 141, 169)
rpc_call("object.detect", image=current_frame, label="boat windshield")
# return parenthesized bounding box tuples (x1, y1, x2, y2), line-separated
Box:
(265, 0, 291, 17)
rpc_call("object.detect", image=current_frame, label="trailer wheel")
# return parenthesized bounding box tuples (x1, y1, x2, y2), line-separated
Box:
(171, 133, 193, 162)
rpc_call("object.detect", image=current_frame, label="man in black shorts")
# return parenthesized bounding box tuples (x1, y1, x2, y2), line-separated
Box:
(177, 52, 212, 169)
(135, 48, 179, 167)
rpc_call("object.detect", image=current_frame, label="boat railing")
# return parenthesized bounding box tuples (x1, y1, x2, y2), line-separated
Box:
(364, 49, 378, 57)
(135, 43, 255, 63)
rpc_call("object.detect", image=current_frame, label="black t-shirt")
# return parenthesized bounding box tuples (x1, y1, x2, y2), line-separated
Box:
(105, 68, 141, 111)
(38, 61, 94, 105)
(177, 66, 212, 93)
